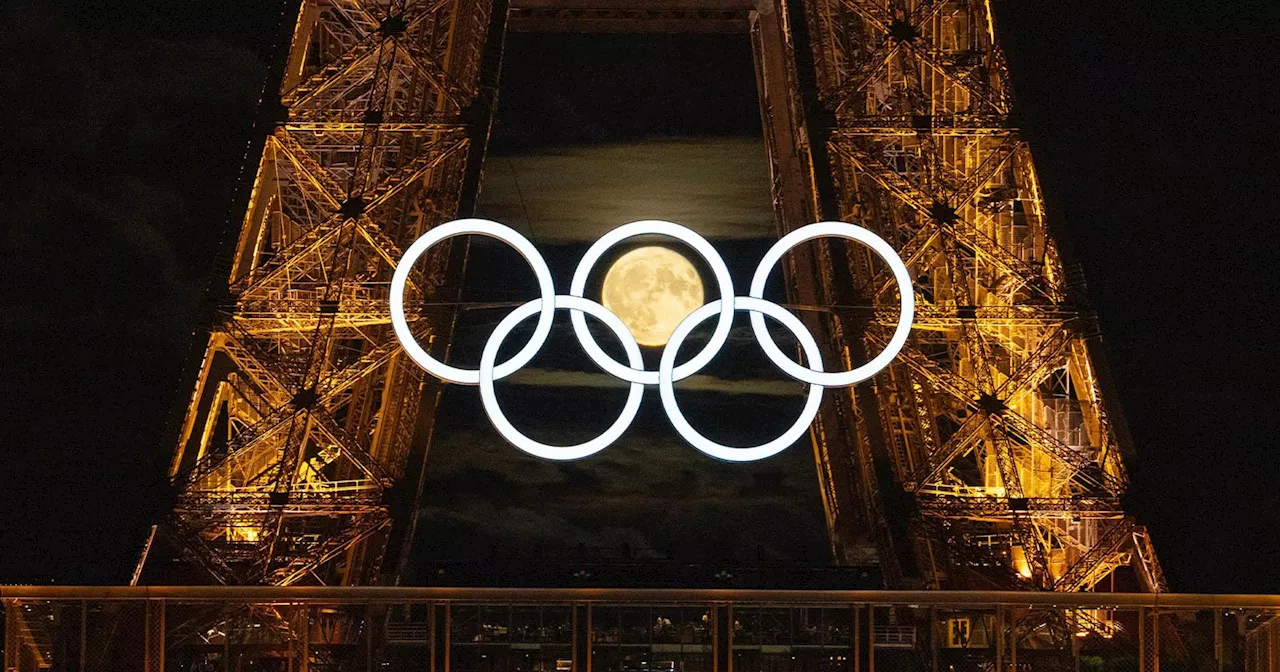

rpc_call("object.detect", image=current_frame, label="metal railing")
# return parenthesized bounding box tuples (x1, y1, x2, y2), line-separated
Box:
(3, 587, 1279, 672)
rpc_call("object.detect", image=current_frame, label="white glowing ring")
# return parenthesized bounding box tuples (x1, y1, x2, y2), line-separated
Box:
(390, 219, 555, 385)
(748, 222, 914, 387)
(479, 295, 645, 461)
(392, 218, 915, 462)
(658, 297, 825, 462)
(569, 220, 734, 385)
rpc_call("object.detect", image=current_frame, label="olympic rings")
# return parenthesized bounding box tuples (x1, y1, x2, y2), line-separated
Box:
(748, 222, 915, 387)
(390, 219, 555, 385)
(659, 297, 824, 462)
(391, 219, 914, 462)
(480, 295, 645, 461)
(569, 220, 735, 386)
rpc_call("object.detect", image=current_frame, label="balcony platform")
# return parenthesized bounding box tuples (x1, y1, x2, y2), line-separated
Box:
(4, 587, 1279, 671)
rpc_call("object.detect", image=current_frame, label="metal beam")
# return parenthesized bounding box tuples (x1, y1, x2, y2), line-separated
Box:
(508, 0, 754, 33)
(2, 586, 1278, 609)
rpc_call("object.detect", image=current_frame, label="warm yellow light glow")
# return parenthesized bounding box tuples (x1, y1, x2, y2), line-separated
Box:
(1012, 545, 1033, 579)
(227, 525, 260, 542)
(392, 219, 912, 462)
(601, 246, 704, 347)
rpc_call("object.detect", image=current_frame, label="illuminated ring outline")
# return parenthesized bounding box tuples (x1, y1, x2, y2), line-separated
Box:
(390, 219, 555, 385)
(659, 297, 825, 462)
(748, 222, 914, 387)
(569, 220, 734, 385)
(479, 295, 645, 461)
(392, 219, 915, 462)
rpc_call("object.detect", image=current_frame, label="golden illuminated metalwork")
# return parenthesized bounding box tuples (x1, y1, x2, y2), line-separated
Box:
(7, 587, 1280, 671)
(133, 0, 499, 586)
(129, 0, 1160, 602)
(3, 1, 1168, 665)
(753, 0, 1165, 594)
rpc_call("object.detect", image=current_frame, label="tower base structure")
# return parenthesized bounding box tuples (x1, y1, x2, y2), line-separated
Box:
(5, 587, 1278, 672)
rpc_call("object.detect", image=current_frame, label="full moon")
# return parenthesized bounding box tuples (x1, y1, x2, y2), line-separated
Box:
(601, 246, 705, 347)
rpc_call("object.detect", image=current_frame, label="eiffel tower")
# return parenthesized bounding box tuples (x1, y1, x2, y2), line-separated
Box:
(133, 0, 1163, 594)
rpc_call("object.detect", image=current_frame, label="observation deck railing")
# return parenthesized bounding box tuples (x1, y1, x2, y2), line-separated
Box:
(3, 587, 1279, 672)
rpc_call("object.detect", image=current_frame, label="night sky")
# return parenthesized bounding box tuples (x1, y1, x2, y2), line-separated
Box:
(1, 1, 1278, 591)
(410, 35, 833, 573)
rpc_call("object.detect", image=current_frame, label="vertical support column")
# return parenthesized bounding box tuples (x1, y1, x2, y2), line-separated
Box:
(144, 599, 165, 672)
(1010, 610, 1017, 672)
(223, 602, 232, 672)
(929, 607, 938, 672)
(1139, 608, 1146, 672)
(995, 606, 1017, 672)
(571, 605, 592, 672)
(435, 604, 451, 672)
(713, 606, 730, 672)
(727, 605, 736, 672)
(1272, 621, 1280, 672)
(1140, 608, 1160, 672)
(712, 605, 719, 672)
(1153, 610, 1161, 672)
(751, 0, 878, 571)
(995, 607, 1004, 672)
(1072, 617, 1081, 672)
(4, 600, 19, 672)
(1255, 623, 1265, 672)
(862, 606, 875, 672)
(454, 0, 509, 219)
(852, 605, 860, 672)
(79, 601, 87, 672)
(752, 0, 911, 582)
(365, 602, 388, 671)
(297, 605, 310, 672)
(365, 603, 374, 672)
(1214, 610, 1223, 672)
(429, 604, 439, 672)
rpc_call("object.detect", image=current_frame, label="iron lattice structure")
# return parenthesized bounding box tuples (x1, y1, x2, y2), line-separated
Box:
(136, 0, 498, 586)
(753, 0, 1165, 594)
(134, 0, 1162, 601)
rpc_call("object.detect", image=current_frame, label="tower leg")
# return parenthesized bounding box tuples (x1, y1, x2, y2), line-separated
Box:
(145, 599, 165, 672)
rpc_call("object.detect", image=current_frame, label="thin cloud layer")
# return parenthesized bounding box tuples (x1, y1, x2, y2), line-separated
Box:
(503, 367, 806, 397)
(476, 138, 778, 243)
(414, 404, 830, 567)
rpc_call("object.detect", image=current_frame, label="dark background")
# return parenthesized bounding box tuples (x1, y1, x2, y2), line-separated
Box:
(1, 1, 1277, 591)
(412, 34, 834, 573)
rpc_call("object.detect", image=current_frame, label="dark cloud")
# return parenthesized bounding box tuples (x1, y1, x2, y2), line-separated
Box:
(502, 367, 806, 397)
(477, 139, 777, 243)
(413, 394, 830, 567)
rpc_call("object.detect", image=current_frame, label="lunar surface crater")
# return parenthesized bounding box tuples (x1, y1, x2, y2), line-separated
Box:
(601, 246, 705, 348)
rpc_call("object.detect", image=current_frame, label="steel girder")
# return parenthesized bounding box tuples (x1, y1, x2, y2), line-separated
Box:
(135, 0, 1165, 599)
(784, 0, 1164, 591)
(137, 0, 496, 586)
